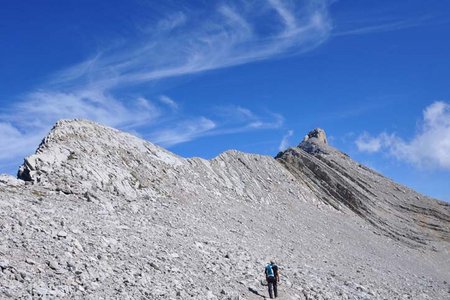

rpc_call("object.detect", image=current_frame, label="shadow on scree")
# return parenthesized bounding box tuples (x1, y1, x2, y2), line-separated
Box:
(248, 286, 267, 298)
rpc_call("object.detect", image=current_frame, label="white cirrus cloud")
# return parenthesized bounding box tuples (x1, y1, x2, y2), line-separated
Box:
(1, 90, 161, 130)
(156, 11, 187, 32)
(0, 90, 162, 173)
(212, 105, 284, 133)
(148, 117, 217, 146)
(334, 19, 427, 37)
(1, 1, 328, 173)
(0, 123, 44, 163)
(159, 95, 179, 110)
(356, 101, 450, 170)
(279, 129, 294, 151)
(0, 92, 285, 173)
(147, 104, 285, 147)
(48, 0, 332, 90)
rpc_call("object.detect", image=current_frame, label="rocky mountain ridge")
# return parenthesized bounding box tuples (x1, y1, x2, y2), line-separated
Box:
(276, 129, 450, 249)
(1, 119, 449, 299)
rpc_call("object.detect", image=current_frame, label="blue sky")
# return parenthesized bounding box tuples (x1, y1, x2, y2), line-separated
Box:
(1, 0, 450, 201)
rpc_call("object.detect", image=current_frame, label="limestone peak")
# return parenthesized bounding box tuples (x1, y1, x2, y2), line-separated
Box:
(302, 128, 327, 144)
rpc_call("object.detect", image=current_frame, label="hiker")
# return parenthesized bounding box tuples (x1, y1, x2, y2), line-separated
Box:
(264, 260, 280, 298)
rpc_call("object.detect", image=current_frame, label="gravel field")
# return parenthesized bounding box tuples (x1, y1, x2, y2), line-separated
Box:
(1, 120, 449, 299)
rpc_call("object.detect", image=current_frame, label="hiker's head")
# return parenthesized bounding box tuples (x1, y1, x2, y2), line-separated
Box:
(270, 260, 275, 265)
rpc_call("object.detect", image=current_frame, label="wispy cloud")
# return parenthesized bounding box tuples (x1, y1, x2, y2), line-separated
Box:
(149, 117, 216, 146)
(50, 0, 331, 90)
(156, 11, 187, 32)
(0, 89, 162, 172)
(333, 15, 434, 37)
(356, 132, 396, 153)
(322, 100, 394, 121)
(356, 101, 450, 171)
(212, 105, 284, 132)
(0, 90, 284, 172)
(268, 0, 297, 32)
(0, 123, 42, 162)
(1, 0, 331, 173)
(248, 113, 284, 129)
(1, 89, 161, 131)
(159, 95, 179, 110)
(279, 130, 294, 151)
(149, 104, 285, 147)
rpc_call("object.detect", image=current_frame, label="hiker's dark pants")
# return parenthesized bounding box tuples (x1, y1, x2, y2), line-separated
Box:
(267, 276, 278, 298)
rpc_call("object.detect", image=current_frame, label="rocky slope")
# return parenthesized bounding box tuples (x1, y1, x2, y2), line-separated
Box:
(276, 128, 450, 249)
(1, 119, 449, 299)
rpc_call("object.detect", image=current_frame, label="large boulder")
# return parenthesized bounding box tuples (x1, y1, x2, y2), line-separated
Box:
(301, 128, 327, 145)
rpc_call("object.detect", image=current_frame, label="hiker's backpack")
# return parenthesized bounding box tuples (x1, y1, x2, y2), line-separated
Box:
(265, 264, 274, 277)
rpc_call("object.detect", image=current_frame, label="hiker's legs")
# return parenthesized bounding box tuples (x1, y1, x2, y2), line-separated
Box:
(268, 282, 273, 298)
(267, 277, 274, 298)
(273, 280, 278, 298)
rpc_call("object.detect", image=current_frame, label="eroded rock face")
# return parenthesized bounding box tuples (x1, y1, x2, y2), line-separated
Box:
(17, 119, 185, 197)
(276, 129, 450, 248)
(302, 128, 327, 144)
(1, 120, 449, 299)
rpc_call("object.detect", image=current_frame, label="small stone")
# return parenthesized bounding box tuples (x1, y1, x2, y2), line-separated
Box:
(73, 239, 84, 251)
(149, 262, 160, 270)
(14, 273, 24, 282)
(206, 290, 217, 299)
(0, 260, 9, 269)
(57, 231, 67, 238)
(19, 271, 28, 280)
(25, 258, 36, 265)
(66, 260, 76, 270)
(47, 260, 59, 271)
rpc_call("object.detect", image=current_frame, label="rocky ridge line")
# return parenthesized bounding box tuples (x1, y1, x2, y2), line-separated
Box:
(0, 119, 449, 299)
(276, 128, 450, 249)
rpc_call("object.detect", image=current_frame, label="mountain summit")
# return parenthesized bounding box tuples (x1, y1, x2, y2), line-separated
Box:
(301, 128, 328, 145)
(1, 119, 449, 299)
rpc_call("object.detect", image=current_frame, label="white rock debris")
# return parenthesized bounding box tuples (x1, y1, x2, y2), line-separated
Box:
(0, 119, 449, 299)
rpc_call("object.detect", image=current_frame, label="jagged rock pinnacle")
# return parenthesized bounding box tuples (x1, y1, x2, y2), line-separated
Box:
(302, 128, 327, 144)
(296, 128, 329, 155)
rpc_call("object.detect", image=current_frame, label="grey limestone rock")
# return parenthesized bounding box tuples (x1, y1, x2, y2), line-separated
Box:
(302, 128, 328, 144)
(0, 174, 24, 187)
(276, 128, 450, 249)
(0, 120, 449, 299)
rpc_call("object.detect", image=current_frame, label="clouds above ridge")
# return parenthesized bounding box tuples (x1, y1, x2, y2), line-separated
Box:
(0, 92, 284, 171)
(356, 101, 450, 171)
(0, 89, 162, 170)
(0, 0, 332, 172)
(147, 104, 285, 147)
